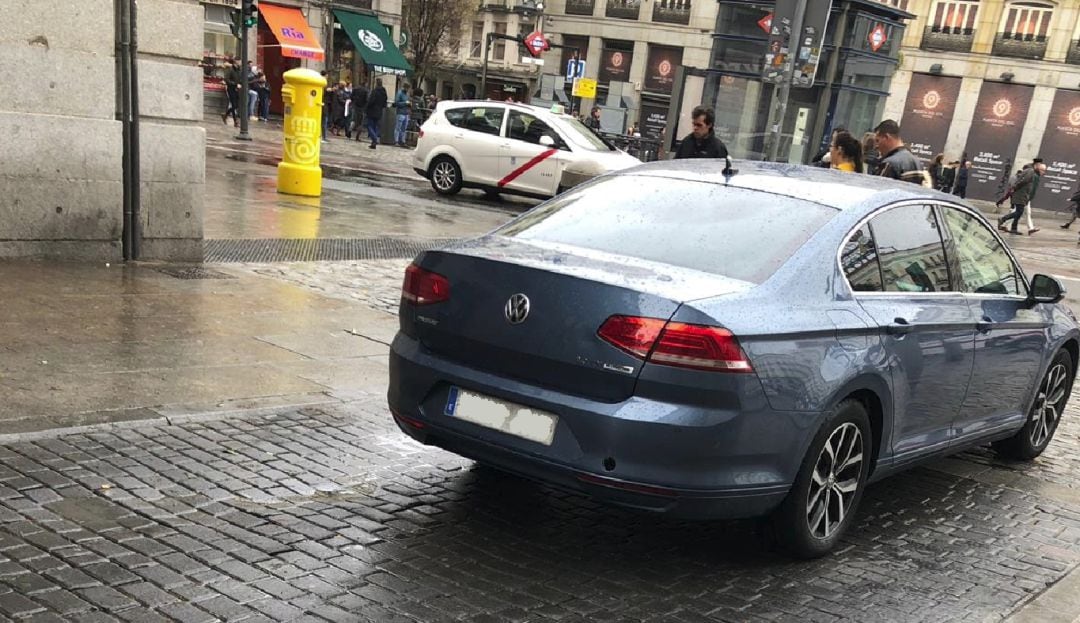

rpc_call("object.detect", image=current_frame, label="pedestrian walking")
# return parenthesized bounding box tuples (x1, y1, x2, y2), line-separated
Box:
(393, 83, 412, 147)
(221, 61, 241, 127)
(674, 106, 729, 160)
(940, 161, 957, 193)
(585, 107, 602, 132)
(929, 154, 945, 190)
(812, 126, 847, 168)
(997, 159, 1047, 235)
(994, 168, 1024, 209)
(245, 61, 259, 120)
(254, 72, 271, 122)
(365, 79, 389, 150)
(830, 131, 864, 173)
(874, 120, 928, 185)
(330, 82, 349, 136)
(861, 132, 880, 175)
(349, 83, 368, 141)
(953, 161, 970, 198)
(1059, 186, 1080, 233)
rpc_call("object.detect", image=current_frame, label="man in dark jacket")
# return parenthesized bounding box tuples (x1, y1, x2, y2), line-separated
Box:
(953, 161, 970, 198)
(998, 160, 1047, 234)
(874, 119, 925, 184)
(674, 106, 728, 160)
(365, 79, 389, 150)
(222, 61, 241, 127)
(348, 84, 368, 140)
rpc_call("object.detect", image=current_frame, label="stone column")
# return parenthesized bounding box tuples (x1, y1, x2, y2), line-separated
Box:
(971, 0, 1005, 55)
(1044, 5, 1079, 63)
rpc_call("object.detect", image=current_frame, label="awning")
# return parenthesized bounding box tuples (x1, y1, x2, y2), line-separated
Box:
(333, 10, 413, 76)
(260, 3, 324, 61)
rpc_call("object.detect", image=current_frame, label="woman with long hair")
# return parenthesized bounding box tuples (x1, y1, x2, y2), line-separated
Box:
(861, 131, 879, 174)
(831, 131, 864, 173)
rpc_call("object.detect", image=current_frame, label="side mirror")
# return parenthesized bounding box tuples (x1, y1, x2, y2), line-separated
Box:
(539, 135, 555, 147)
(1030, 274, 1066, 304)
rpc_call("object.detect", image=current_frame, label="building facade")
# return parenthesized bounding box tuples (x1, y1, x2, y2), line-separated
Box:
(882, 0, 1080, 208)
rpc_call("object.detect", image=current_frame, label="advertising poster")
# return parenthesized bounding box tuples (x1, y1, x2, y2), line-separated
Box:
(639, 102, 668, 139)
(599, 46, 633, 84)
(900, 73, 962, 165)
(1033, 89, 1080, 210)
(644, 46, 682, 94)
(962, 82, 1033, 202)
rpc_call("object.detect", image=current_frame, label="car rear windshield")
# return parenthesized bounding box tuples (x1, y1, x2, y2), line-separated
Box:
(496, 174, 837, 284)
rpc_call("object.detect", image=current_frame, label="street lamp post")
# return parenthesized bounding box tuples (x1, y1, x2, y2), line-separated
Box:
(479, 0, 544, 100)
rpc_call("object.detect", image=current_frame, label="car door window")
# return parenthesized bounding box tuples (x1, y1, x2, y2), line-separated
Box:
(507, 111, 567, 150)
(448, 107, 505, 136)
(840, 224, 883, 292)
(940, 207, 1024, 296)
(869, 205, 952, 293)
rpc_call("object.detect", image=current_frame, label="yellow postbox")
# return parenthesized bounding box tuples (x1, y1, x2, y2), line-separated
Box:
(278, 68, 326, 197)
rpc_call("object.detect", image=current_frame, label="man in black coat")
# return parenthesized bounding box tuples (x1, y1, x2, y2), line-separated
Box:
(674, 106, 728, 160)
(365, 79, 389, 150)
(349, 84, 368, 140)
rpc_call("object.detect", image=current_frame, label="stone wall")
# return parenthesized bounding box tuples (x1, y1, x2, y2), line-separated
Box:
(0, 0, 205, 261)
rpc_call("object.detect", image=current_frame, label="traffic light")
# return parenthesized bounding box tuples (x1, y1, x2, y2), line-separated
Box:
(242, 0, 258, 28)
(229, 8, 242, 38)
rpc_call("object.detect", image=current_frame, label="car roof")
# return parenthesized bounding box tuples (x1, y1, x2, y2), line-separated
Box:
(439, 100, 571, 121)
(624, 160, 956, 212)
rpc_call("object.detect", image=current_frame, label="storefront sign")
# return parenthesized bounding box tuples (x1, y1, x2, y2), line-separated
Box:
(599, 45, 633, 84)
(963, 81, 1034, 202)
(644, 46, 682, 94)
(639, 102, 668, 140)
(900, 73, 962, 165)
(1033, 89, 1080, 210)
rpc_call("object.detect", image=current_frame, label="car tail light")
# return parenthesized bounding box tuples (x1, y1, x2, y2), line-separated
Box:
(597, 316, 753, 373)
(402, 264, 450, 305)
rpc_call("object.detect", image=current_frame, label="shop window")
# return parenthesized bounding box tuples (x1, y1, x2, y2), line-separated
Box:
(493, 22, 507, 63)
(714, 2, 773, 40)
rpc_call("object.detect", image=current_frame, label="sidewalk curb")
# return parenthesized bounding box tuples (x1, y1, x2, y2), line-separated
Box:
(1003, 561, 1080, 623)
(0, 394, 343, 445)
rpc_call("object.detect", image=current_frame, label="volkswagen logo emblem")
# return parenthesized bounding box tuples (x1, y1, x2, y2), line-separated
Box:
(505, 293, 530, 325)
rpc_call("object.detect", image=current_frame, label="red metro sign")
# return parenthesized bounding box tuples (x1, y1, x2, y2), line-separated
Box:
(868, 23, 888, 52)
(524, 31, 550, 57)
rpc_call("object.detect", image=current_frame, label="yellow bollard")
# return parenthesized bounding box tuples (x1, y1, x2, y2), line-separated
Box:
(278, 68, 326, 197)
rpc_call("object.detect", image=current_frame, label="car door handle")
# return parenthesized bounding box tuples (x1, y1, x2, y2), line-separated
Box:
(886, 318, 913, 336)
(976, 317, 995, 334)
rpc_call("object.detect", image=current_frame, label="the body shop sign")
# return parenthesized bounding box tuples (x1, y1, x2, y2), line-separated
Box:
(1033, 89, 1080, 210)
(900, 73, 962, 165)
(599, 45, 633, 84)
(644, 46, 682, 94)
(962, 82, 1034, 202)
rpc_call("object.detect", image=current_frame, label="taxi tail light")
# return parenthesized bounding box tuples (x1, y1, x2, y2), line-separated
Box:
(597, 315, 753, 373)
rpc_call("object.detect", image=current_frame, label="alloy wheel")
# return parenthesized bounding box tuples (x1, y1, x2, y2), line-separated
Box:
(433, 162, 456, 191)
(1030, 362, 1068, 449)
(806, 422, 863, 540)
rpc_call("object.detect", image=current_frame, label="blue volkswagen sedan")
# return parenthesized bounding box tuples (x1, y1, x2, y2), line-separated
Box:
(387, 161, 1078, 558)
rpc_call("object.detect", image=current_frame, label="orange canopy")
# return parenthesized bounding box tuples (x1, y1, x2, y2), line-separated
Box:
(260, 3, 324, 61)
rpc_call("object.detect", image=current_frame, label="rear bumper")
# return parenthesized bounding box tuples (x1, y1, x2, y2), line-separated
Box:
(388, 333, 822, 520)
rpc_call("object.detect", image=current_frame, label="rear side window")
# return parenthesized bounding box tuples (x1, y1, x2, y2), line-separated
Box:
(869, 205, 951, 293)
(496, 175, 836, 284)
(940, 207, 1023, 295)
(840, 224, 883, 292)
(445, 106, 504, 136)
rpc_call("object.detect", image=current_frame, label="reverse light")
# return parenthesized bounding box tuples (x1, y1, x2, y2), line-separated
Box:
(597, 316, 753, 373)
(402, 264, 450, 305)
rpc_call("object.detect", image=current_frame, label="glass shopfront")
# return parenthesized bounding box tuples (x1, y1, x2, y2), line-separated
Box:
(693, 1, 908, 163)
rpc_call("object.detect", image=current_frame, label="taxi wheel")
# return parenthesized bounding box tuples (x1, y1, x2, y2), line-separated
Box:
(430, 156, 463, 196)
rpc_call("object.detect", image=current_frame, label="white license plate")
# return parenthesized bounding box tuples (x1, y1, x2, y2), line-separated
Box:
(444, 387, 558, 446)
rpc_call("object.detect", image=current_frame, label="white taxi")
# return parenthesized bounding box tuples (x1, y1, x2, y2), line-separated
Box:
(412, 101, 642, 199)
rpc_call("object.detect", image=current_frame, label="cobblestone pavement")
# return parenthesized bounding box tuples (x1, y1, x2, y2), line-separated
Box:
(231, 260, 411, 317)
(1, 391, 1079, 623)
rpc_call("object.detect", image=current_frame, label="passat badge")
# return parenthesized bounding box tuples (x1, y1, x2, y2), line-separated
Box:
(505, 293, 530, 324)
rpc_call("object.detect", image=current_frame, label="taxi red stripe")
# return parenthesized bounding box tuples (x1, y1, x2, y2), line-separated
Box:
(498, 149, 558, 188)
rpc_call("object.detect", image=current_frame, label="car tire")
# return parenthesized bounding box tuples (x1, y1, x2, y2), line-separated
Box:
(429, 156, 463, 196)
(994, 349, 1073, 461)
(772, 399, 871, 559)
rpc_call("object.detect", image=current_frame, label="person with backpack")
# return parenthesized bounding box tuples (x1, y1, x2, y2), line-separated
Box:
(365, 79, 389, 150)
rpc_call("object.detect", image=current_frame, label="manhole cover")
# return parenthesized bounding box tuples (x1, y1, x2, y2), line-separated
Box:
(157, 266, 237, 280)
(204, 238, 456, 263)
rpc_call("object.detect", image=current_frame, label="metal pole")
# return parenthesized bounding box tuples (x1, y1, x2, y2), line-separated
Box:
(236, 0, 252, 141)
(130, 0, 142, 259)
(766, 0, 808, 162)
(118, 0, 132, 261)
(809, 0, 849, 156)
(481, 32, 492, 99)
